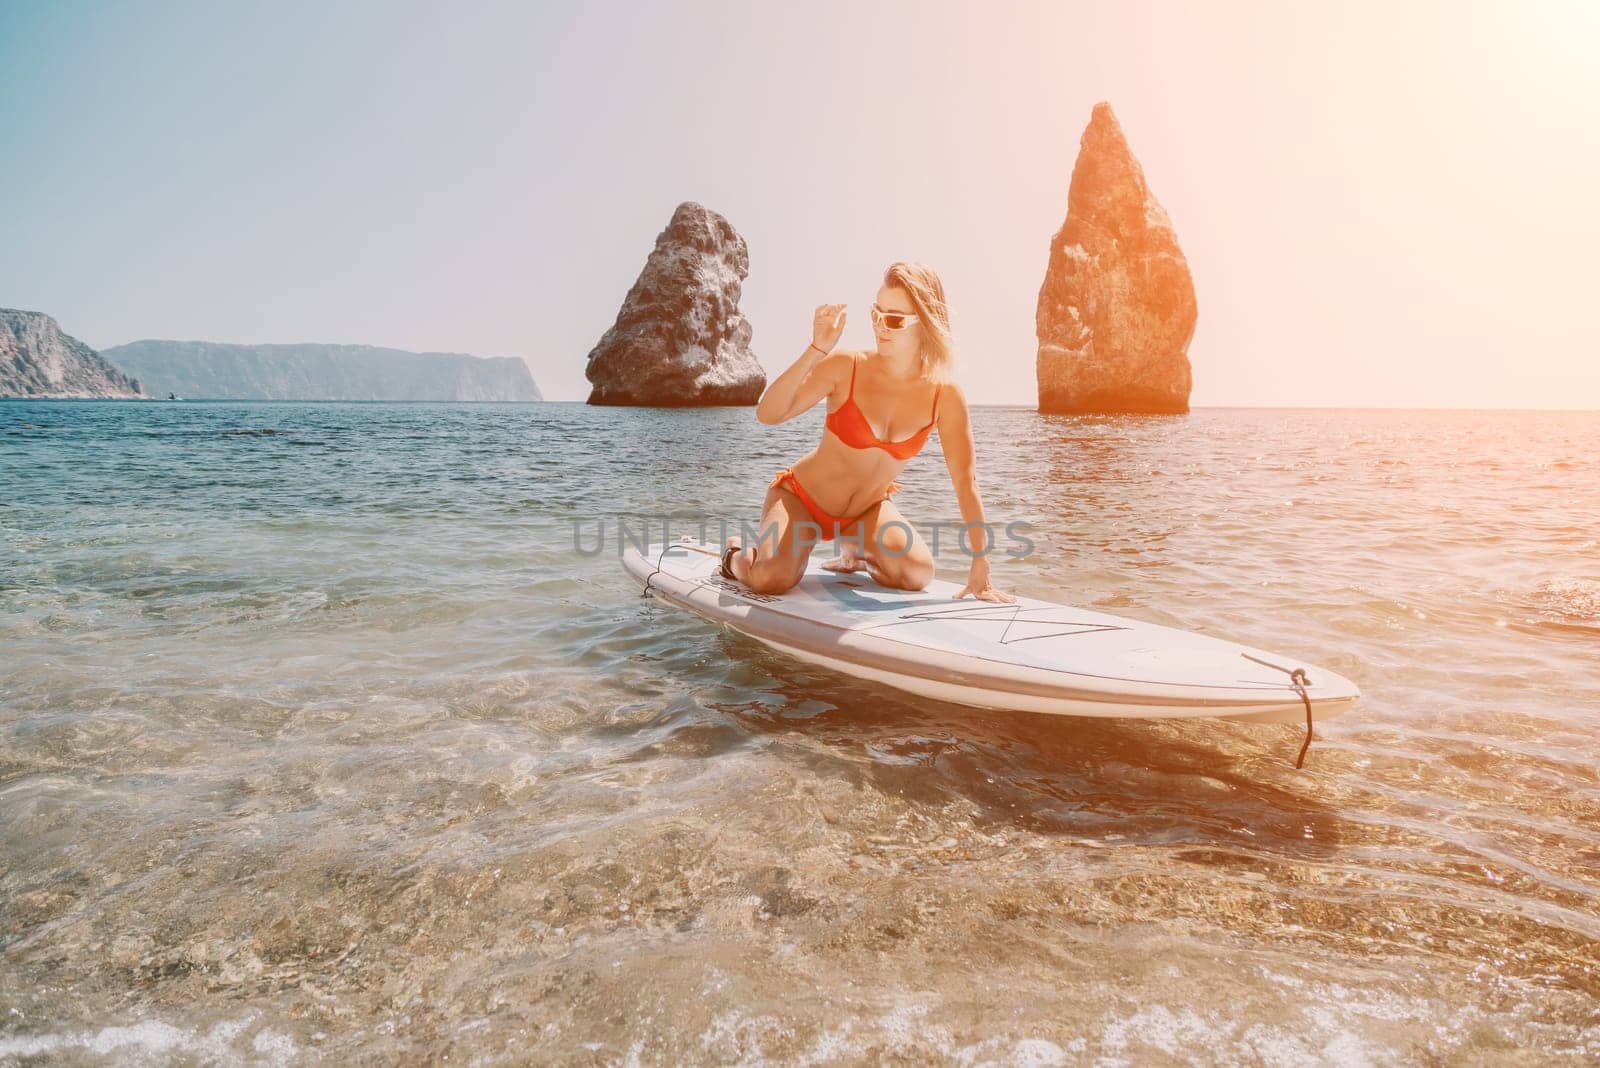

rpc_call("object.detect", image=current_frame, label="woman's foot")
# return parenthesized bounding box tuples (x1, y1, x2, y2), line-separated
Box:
(820, 541, 868, 573)
(720, 534, 744, 581)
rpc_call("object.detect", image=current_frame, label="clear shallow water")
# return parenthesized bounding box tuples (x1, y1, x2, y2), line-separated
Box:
(1, 399, 1597, 1065)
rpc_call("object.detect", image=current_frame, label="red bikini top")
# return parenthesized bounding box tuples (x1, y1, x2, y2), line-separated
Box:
(825, 354, 941, 460)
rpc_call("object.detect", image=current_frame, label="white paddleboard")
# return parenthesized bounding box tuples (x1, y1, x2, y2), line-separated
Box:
(623, 538, 1359, 727)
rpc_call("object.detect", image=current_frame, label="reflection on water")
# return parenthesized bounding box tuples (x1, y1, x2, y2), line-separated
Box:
(1, 401, 1597, 1063)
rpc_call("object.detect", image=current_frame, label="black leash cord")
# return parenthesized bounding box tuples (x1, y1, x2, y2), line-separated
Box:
(1289, 668, 1313, 770)
(640, 542, 670, 599)
(1241, 653, 1316, 769)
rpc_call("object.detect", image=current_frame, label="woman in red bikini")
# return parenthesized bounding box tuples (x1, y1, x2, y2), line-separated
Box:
(720, 262, 1015, 603)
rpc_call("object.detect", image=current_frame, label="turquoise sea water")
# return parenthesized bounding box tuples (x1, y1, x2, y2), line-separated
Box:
(2, 400, 1597, 1064)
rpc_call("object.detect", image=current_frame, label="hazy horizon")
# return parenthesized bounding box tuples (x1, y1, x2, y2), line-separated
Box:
(3, 0, 1596, 409)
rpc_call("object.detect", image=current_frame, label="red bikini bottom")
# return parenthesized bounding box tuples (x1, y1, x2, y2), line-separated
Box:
(770, 467, 902, 541)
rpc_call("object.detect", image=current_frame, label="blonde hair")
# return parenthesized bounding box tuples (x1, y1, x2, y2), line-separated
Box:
(883, 261, 955, 384)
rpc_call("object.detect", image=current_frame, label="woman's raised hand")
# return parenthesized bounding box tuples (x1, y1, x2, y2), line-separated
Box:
(812, 304, 846, 353)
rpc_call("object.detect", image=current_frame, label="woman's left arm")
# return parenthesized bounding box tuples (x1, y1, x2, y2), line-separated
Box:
(936, 382, 1017, 603)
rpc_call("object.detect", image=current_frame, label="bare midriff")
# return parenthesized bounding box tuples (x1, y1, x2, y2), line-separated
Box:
(785, 434, 909, 521)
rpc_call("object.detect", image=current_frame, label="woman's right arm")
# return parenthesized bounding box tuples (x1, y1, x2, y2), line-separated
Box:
(755, 304, 848, 425)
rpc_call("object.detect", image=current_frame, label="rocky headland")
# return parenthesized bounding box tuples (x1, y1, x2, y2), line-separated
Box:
(0, 308, 143, 398)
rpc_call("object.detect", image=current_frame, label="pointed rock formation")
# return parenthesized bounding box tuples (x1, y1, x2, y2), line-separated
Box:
(585, 201, 765, 406)
(0, 308, 143, 398)
(1036, 103, 1196, 414)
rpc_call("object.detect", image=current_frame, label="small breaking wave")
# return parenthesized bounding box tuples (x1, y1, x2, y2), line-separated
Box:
(1529, 577, 1600, 632)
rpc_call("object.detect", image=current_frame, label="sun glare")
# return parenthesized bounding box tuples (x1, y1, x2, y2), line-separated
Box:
(1520, 0, 1600, 77)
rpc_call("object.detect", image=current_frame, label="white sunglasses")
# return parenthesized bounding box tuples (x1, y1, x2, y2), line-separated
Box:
(870, 303, 920, 331)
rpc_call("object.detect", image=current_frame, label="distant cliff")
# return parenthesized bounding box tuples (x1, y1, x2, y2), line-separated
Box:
(100, 341, 543, 401)
(1, 308, 143, 398)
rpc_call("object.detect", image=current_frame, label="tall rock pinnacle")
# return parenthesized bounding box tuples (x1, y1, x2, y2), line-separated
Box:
(1036, 103, 1196, 414)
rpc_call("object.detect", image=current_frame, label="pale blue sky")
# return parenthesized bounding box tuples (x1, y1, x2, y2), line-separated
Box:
(3, 0, 1596, 406)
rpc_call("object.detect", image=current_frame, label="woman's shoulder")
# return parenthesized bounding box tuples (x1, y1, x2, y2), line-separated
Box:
(816, 350, 858, 398)
(829, 349, 864, 379)
(933, 377, 967, 417)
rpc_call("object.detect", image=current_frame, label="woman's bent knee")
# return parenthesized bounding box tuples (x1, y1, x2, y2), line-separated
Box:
(746, 559, 802, 595)
(881, 557, 934, 592)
